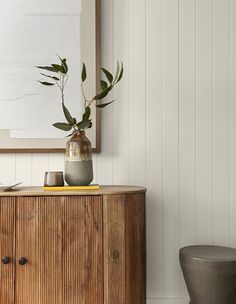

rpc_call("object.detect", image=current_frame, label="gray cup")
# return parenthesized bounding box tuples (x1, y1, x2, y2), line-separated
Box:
(44, 171, 64, 187)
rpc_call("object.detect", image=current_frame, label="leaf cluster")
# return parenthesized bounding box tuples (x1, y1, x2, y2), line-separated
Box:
(81, 61, 123, 109)
(52, 103, 92, 135)
(37, 56, 123, 135)
(37, 55, 68, 86)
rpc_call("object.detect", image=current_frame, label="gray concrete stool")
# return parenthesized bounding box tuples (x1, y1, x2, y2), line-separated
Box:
(179, 245, 236, 304)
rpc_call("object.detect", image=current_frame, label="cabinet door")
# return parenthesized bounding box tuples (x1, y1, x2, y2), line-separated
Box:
(15, 196, 103, 304)
(103, 193, 146, 304)
(0, 197, 15, 304)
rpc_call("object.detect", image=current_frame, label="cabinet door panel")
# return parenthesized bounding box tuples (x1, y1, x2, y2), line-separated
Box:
(0, 197, 15, 304)
(103, 194, 126, 303)
(125, 193, 146, 304)
(103, 193, 146, 304)
(15, 196, 103, 304)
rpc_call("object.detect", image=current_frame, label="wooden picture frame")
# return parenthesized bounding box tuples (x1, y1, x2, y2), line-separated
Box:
(0, 0, 101, 153)
(94, 0, 101, 153)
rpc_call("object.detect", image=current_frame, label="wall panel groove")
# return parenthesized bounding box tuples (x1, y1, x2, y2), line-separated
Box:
(230, 0, 236, 248)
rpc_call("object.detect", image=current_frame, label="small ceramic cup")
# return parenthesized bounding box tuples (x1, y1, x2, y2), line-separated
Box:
(44, 171, 64, 187)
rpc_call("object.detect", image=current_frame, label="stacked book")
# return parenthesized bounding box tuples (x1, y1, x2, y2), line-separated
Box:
(43, 184, 100, 191)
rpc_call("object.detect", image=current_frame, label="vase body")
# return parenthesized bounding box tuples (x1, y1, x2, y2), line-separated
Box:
(65, 131, 93, 186)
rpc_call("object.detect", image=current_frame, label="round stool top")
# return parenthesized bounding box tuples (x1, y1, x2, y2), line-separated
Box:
(180, 245, 236, 261)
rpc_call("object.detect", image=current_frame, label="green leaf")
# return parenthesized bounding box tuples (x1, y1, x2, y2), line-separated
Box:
(116, 62, 124, 83)
(101, 68, 113, 83)
(114, 61, 120, 82)
(96, 100, 115, 108)
(36, 66, 58, 73)
(77, 119, 92, 130)
(93, 85, 113, 100)
(51, 64, 65, 74)
(40, 73, 59, 81)
(72, 117, 77, 125)
(62, 103, 74, 124)
(38, 81, 55, 86)
(82, 107, 91, 121)
(62, 59, 68, 73)
(100, 80, 108, 91)
(81, 63, 87, 82)
(53, 122, 72, 131)
(56, 54, 68, 73)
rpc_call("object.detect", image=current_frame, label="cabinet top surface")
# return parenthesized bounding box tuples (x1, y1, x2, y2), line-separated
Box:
(0, 185, 146, 197)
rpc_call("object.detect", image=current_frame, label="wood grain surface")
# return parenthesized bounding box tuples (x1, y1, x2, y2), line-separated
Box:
(0, 189, 146, 303)
(125, 193, 146, 303)
(103, 193, 146, 303)
(103, 194, 126, 303)
(15, 196, 103, 304)
(0, 198, 15, 304)
(0, 185, 146, 197)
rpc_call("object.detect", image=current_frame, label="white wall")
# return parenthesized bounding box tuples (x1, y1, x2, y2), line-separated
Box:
(0, 0, 235, 303)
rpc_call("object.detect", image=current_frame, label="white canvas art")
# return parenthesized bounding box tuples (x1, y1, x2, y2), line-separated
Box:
(0, 0, 98, 151)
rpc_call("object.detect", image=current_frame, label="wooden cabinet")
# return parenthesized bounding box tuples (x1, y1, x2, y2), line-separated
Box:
(0, 186, 146, 304)
(0, 198, 15, 304)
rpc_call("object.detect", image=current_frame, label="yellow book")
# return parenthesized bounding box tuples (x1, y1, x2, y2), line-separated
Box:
(43, 184, 100, 191)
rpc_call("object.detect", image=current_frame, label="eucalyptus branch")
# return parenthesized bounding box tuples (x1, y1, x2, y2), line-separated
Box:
(61, 89, 65, 105)
(36, 56, 123, 134)
(64, 75, 69, 88)
(81, 82, 87, 108)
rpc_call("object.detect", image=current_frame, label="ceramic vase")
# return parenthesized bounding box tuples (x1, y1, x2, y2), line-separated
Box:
(65, 130, 93, 186)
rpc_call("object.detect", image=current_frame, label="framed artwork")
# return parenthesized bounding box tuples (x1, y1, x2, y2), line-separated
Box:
(0, 0, 101, 152)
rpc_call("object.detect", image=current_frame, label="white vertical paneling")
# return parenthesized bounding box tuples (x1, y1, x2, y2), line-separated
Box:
(31, 153, 49, 186)
(97, 0, 114, 184)
(0, 154, 16, 184)
(230, 0, 236, 247)
(179, 0, 196, 297)
(92, 154, 98, 184)
(195, 0, 214, 244)
(146, 0, 164, 298)
(1, 0, 235, 302)
(162, 0, 180, 296)
(15, 154, 32, 185)
(48, 153, 64, 172)
(213, 0, 231, 246)
(112, 0, 130, 185)
(179, 0, 196, 247)
(129, 0, 146, 186)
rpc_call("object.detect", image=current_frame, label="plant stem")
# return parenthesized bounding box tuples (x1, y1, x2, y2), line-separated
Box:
(81, 82, 87, 108)
(57, 73, 65, 104)
(61, 75, 65, 104)
(87, 99, 95, 107)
